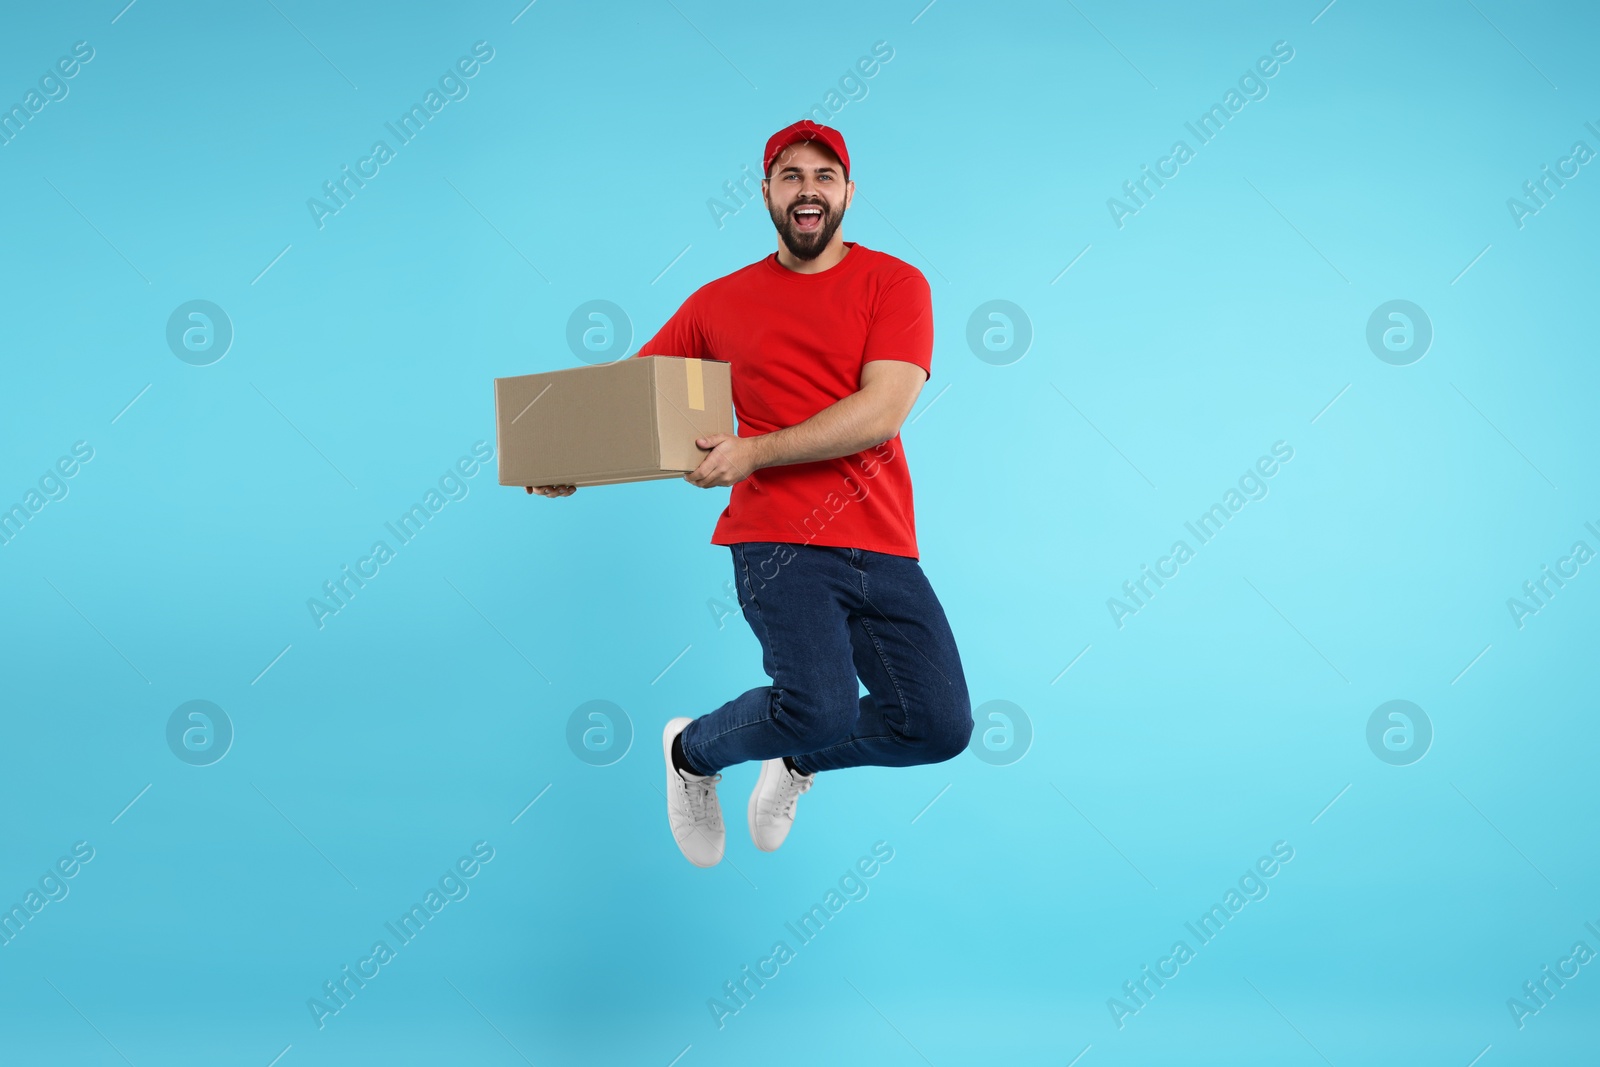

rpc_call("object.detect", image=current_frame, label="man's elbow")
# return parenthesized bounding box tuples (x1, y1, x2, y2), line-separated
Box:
(872, 411, 906, 446)
(861, 382, 919, 446)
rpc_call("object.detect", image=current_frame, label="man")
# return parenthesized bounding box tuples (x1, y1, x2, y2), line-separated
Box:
(529, 120, 973, 868)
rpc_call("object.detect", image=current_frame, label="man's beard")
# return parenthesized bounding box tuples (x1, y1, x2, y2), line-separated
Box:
(769, 197, 845, 261)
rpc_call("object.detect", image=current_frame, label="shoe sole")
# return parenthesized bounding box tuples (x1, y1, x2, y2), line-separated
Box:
(664, 717, 722, 868)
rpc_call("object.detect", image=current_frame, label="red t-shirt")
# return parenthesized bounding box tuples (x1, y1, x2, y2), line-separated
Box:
(632, 241, 932, 560)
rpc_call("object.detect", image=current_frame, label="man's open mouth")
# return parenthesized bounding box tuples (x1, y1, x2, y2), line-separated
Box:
(792, 205, 824, 232)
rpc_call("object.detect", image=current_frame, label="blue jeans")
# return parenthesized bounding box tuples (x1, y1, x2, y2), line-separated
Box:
(678, 542, 974, 776)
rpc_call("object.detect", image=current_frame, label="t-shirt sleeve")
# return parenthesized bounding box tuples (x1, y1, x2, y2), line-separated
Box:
(631, 287, 713, 360)
(860, 266, 933, 382)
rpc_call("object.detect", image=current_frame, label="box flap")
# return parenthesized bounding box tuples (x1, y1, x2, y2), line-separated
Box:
(654, 358, 735, 473)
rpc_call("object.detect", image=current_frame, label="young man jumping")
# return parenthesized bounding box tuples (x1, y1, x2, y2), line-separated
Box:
(529, 120, 973, 867)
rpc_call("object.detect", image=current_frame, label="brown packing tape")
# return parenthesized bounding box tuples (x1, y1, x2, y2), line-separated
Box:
(685, 357, 704, 411)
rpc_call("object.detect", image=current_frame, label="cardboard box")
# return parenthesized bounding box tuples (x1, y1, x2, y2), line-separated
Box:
(494, 356, 734, 487)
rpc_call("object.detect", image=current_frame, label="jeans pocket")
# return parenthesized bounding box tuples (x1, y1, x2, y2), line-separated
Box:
(734, 545, 759, 614)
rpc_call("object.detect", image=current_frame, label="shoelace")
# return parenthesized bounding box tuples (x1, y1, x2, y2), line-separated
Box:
(772, 769, 813, 820)
(677, 772, 724, 829)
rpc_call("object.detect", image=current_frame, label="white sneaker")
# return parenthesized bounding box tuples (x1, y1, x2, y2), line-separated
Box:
(663, 717, 724, 868)
(748, 757, 814, 852)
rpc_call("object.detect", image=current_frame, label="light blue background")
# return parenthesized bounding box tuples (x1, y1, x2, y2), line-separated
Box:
(1, 1, 1596, 1064)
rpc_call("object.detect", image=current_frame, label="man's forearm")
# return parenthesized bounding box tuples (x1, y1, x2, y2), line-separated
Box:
(749, 389, 890, 470)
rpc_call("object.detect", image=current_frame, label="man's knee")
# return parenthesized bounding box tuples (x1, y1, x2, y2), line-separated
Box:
(774, 686, 859, 749)
(920, 698, 974, 764)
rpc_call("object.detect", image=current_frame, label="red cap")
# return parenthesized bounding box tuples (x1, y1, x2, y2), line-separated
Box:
(763, 120, 850, 180)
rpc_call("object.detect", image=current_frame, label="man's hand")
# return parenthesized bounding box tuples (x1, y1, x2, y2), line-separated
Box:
(687, 362, 921, 480)
(685, 433, 761, 488)
(526, 485, 576, 497)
